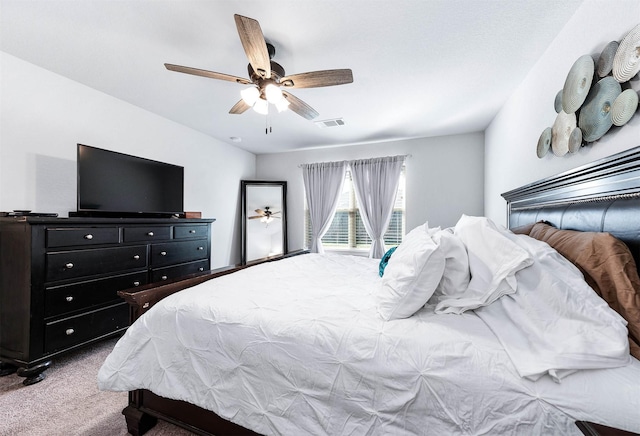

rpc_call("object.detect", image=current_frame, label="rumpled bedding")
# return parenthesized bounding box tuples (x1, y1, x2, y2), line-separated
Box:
(98, 253, 640, 435)
(435, 216, 533, 314)
(438, 216, 630, 382)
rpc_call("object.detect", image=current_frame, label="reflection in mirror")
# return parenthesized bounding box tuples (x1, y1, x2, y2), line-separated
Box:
(241, 181, 287, 264)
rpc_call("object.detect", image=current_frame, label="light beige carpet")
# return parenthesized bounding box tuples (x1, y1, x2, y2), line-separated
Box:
(0, 337, 192, 436)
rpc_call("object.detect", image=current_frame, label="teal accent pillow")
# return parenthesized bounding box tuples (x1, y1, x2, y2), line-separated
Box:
(379, 246, 398, 277)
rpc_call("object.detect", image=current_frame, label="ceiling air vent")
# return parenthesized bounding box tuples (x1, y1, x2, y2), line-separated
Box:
(314, 118, 345, 128)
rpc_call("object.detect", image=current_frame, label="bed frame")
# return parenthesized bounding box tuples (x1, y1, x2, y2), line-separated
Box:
(118, 146, 640, 436)
(503, 146, 640, 278)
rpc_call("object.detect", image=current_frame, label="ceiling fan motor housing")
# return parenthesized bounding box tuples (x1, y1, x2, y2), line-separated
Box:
(248, 61, 285, 82)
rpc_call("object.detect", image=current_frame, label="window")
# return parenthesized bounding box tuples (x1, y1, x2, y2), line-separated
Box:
(305, 167, 406, 250)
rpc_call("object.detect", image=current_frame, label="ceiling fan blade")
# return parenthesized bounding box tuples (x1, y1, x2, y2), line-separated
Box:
(280, 69, 353, 88)
(255, 209, 264, 215)
(165, 63, 251, 84)
(229, 99, 251, 114)
(248, 215, 263, 220)
(234, 14, 271, 79)
(282, 91, 319, 120)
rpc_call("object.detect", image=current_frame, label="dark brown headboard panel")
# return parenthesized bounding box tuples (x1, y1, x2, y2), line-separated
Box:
(502, 146, 640, 274)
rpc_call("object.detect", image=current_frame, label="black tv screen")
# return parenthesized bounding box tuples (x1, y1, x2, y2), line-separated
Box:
(77, 144, 184, 217)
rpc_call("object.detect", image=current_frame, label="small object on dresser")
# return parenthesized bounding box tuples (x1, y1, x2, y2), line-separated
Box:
(184, 211, 202, 219)
(8, 211, 58, 217)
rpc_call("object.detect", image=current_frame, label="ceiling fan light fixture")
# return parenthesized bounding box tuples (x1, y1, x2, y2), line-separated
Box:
(253, 98, 269, 115)
(265, 83, 283, 104)
(241, 87, 260, 106)
(275, 96, 290, 112)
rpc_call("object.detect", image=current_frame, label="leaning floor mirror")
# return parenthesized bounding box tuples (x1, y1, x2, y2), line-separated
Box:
(241, 180, 288, 264)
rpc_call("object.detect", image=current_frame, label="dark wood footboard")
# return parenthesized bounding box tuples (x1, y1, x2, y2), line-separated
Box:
(122, 390, 261, 436)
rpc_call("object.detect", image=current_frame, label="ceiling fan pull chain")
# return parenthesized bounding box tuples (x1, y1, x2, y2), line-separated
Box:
(265, 112, 273, 134)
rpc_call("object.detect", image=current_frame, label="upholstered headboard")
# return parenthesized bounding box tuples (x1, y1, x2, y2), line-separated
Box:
(502, 146, 640, 275)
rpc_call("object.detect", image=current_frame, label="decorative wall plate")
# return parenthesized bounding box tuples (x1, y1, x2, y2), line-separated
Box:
(612, 23, 640, 83)
(579, 76, 621, 142)
(611, 88, 639, 126)
(562, 55, 595, 114)
(568, 127, 583, 153)
(539, 23, 638, 159)
(537, 127, 552, 158)
(551, 111, 576, 156)
(554, 90, 563, 113)
(597, 41, 619, 77)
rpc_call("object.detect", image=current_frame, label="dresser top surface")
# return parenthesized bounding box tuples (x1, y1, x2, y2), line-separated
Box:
(0, 217, 215, 225)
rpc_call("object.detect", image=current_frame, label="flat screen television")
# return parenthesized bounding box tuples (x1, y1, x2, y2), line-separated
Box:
(76, 144, 184, 217)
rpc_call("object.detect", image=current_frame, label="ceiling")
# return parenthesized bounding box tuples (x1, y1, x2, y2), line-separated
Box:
(1, 0, 584, 154)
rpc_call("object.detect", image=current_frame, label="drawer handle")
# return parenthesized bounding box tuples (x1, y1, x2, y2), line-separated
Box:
(65, 262, 74, 269)
(84, 234, 93, 240)
(197, 246, 204, 250)
(189, 230, 196, 234)
(133, 281, 141, 287)
(147, 231, 154, 237)
(65, 296, 74, 302)
(199, 267, 204, 271)
(133, 254, 140, 260)
(160, 251, 167, 256)
(65, 328, 75, 336)
(161, 275, 168, 281)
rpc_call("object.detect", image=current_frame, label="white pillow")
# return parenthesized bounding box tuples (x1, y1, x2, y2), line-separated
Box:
(435, 215, 533, 314)
(429, 228, 470, 304)
(377, 223, 445, 320)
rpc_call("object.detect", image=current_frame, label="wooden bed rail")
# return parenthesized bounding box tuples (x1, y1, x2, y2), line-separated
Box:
(118, 266, 240, 320)
(118, 250, 309, 322)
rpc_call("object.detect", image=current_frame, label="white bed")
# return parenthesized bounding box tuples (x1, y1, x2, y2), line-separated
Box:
(98, 222, 640, 435)
(98, 148, 640, 435)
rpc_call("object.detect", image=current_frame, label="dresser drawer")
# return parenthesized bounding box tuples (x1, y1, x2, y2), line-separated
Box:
(123, 226, 171, 242)
(46, 245, 148, 282)
(45, 271, 148, 318)
(46, 227, 120, 248)
(151, 239, 208, 268)
(44, 302, 129, 353)
(151, 259, 209, 283)
(174, 224, 208, 239)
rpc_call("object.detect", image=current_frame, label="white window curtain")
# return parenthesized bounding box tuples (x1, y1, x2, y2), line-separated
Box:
(349, 155, 406, 259)
(301, 161, 347, 254)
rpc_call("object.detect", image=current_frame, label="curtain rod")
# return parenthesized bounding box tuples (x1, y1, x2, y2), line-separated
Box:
(298, 154, 411, 168)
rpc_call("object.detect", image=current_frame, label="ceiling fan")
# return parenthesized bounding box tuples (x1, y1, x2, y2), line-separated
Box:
(164, 14, 353, 120)
(248, 207, 281, 223)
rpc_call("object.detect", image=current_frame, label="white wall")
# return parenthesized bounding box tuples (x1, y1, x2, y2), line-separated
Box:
(256, 133, 485, 252)
(485, 1, 640, 226)
(0, 52, 256, 267)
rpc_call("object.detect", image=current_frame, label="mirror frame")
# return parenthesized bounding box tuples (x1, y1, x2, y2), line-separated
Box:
(241, 180, 288, 265)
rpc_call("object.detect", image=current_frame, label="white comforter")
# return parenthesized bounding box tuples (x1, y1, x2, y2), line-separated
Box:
(98, 254, 640, 435)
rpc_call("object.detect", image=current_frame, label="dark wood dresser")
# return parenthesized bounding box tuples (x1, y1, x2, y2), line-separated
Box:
(0, 216, 215, 384)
